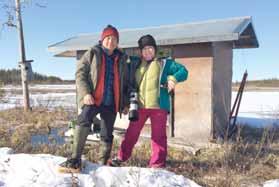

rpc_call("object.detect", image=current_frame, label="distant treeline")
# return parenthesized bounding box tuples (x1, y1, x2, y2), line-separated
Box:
(0, 69, 74, 85)
(233, 78, 279, 87)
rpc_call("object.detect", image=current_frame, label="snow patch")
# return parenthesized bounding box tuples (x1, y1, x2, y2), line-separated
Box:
(0, 147, 13, 155)
(0, 148, 201, 187)
(264, 179, 279, 187)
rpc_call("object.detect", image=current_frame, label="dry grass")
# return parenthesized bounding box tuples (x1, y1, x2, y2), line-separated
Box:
(0, 107, 72, 129)
(1, 108, 279, 186)
(83, 128, 279, 187)
(168, 126, 279, 187)
(0, 107, 73, 153)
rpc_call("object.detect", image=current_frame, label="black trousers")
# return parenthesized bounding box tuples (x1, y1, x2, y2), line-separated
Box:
(77, 104, 116, 143)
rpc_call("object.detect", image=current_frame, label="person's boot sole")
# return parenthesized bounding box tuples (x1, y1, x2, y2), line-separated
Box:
(57, 165, 81, 173)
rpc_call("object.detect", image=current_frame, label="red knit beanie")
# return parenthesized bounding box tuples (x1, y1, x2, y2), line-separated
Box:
(101, 25, 119, 42)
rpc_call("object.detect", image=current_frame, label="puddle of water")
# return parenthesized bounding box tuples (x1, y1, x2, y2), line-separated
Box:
(31, 127, 67, 145)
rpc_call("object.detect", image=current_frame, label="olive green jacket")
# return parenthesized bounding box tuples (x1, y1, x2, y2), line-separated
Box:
(75, 44, 129, 114)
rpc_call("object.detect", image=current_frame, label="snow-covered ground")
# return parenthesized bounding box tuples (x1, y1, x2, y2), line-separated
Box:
(264, 180, 279, 187)
(1, 147, 278, 187)
(231, 91, 279, 127)
(0, 92, 76, 111)
(1, 86, 279, 186)
(232, 91, 279, 119)
(1, 85, 279, 127)
(2, 84, 75, 91)
(0, 147, 201, 187)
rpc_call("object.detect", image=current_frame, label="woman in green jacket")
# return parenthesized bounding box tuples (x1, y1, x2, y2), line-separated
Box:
(111, 34, 188, 168)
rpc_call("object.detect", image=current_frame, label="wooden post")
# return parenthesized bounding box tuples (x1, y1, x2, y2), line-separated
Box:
(169, 90, 175, 137)
(226, 70, 248, 140)
(169, 46, 175, 137)
(15, 0, 31, 111)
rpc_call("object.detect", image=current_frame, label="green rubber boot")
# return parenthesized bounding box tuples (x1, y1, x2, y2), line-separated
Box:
(71, 125, 90, 159)
(98, 141, 113, 165)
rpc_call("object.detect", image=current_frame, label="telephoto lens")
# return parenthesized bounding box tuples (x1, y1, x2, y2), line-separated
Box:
(128, 91, 139, 121)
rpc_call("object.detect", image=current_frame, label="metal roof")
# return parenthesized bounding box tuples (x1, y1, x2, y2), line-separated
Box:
(48, 16, 259, 57)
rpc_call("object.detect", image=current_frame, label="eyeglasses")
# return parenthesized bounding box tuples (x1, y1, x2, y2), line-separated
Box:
(142, 46, 155, 52)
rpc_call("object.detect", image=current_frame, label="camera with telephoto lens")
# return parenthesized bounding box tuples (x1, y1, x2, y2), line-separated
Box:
(128, 90, 139, 121)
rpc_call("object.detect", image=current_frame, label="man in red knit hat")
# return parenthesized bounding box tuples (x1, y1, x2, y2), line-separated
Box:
(58, 25, 129, 173)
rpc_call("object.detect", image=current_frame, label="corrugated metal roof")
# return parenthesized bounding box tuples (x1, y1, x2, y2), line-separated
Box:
(48, 16, 259, 57)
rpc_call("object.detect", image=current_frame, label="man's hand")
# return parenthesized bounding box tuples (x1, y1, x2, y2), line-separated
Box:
(167, 80, 176, 93)
(122, 106, 129, 115)
(83, 94, 95, 105)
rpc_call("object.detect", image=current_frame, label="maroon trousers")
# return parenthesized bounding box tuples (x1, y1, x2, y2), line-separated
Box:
(118, 108, 168, 167)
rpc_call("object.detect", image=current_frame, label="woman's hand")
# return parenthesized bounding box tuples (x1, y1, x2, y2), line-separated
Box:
(167, 80, 176, 92)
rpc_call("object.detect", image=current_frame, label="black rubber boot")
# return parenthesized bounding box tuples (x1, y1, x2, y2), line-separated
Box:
(58, 158, 82, 173)
(109, 157, 124, 167)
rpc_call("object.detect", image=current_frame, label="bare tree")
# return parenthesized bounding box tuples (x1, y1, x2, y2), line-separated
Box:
(0, 0, 46, 30)
(0, 0, 46, 111)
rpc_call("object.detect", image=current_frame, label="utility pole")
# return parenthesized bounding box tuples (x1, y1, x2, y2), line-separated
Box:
(15, 0, 31, 111)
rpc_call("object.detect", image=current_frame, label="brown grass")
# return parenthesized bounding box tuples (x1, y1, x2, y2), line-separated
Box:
(0, 107, 73, 153)
(0, 107, 72, 129)
(1, 108, 279, 186)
